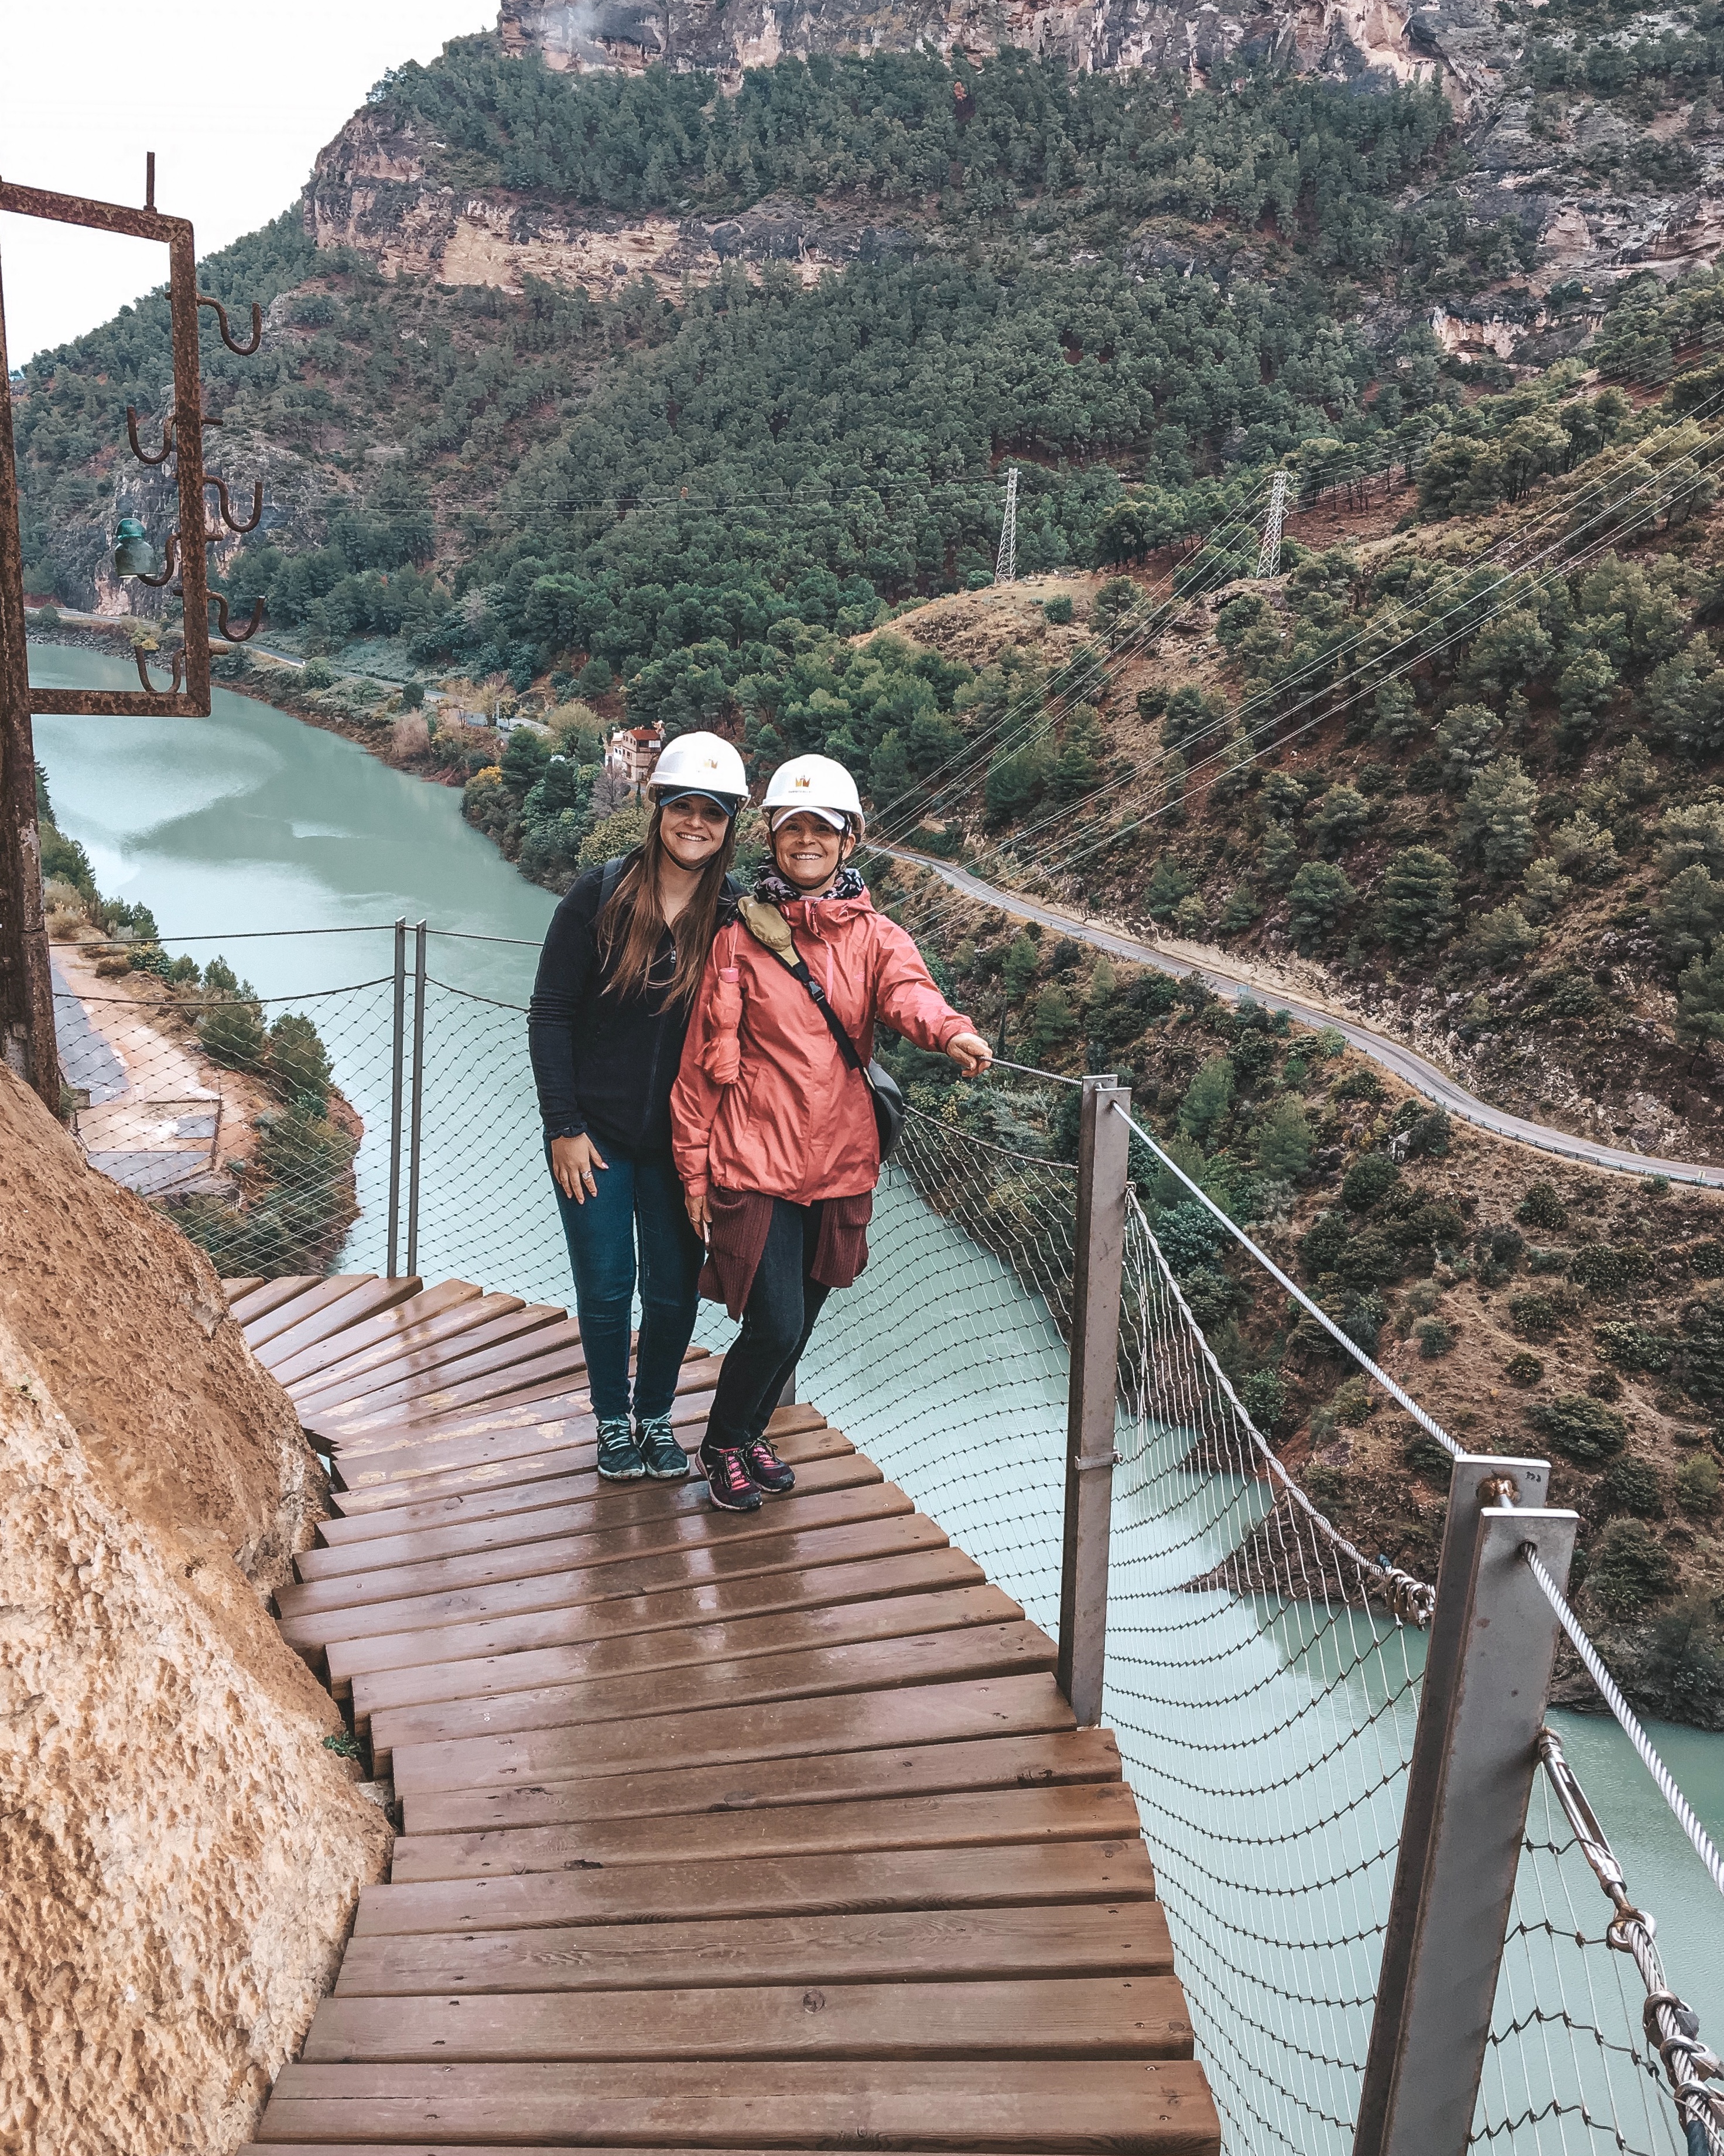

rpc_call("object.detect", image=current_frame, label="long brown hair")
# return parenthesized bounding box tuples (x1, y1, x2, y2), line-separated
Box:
(597, 800, 737, 1011)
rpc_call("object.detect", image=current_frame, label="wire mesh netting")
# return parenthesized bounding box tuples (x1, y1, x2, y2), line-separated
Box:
(1109, 1193, 1433, 2156)
(56, 932, 1719, 2154)
(54, 963, 402, 1280)
(1474, 1776, 1692, 2156)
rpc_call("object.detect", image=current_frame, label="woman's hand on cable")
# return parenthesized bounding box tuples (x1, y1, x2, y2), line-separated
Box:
(685, 1188, 710, 1241)
(945, 1031, 993, 1076)
(550, 1133, 607, 1203)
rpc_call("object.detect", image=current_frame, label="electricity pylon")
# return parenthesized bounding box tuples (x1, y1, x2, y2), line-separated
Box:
(1256, 470, 1289, 580)
(996, 466, 1019, 585)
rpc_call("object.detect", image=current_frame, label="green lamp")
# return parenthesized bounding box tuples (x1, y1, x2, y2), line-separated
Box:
(113, 518, 159, 579)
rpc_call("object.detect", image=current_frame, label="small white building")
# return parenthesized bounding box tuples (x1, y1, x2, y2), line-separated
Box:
(606, 723, 663, 791)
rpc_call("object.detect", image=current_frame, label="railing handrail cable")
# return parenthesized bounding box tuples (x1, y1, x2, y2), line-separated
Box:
(1521, 1544, 1724, 1905)
(1107, 1098, 1466, 1461)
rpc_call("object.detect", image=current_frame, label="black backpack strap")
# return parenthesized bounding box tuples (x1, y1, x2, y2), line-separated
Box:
(786, 949, 870, 1079)
(598, 855, 627, 912)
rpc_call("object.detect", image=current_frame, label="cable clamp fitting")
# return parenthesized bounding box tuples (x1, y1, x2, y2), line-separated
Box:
(1074, 1450, 1121, 1472)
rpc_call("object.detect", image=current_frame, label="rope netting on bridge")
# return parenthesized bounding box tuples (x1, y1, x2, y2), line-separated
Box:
(54, 928, 1722, 2155)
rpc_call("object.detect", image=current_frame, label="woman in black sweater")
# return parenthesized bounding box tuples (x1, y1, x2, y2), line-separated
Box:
(528, 732, 747, 1481)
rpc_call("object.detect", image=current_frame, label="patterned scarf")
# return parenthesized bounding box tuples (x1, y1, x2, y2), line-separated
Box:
(755, 863, 866, 907)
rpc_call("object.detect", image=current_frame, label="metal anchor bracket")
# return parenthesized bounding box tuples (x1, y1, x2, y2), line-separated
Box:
(198, 293, 262, 355)
(203, 474, 264, 534)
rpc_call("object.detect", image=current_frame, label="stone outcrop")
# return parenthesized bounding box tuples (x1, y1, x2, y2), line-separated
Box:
(0, 1068, 392, 2155)
(498, 0, 1504, 100)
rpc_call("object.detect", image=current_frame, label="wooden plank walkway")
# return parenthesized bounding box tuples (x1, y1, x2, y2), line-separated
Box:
(227, 1271, 1219, 2154)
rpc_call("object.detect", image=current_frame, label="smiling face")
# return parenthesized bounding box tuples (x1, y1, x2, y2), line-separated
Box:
(772, 809, 852, 891)
(658, 792, 733, 871)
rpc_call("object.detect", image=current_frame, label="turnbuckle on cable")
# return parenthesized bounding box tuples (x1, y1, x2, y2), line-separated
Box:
(1537, 1728, 1724, 2148)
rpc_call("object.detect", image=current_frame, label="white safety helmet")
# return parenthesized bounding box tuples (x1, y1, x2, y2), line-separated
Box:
(649, 730, 748, 813)
(762, 752, 866, 835)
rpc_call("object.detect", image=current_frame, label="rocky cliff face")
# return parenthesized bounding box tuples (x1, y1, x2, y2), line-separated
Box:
(498, 0, 1503, 102)
(0, 1070, 392, 2155)
(294, 0, 1724, 344)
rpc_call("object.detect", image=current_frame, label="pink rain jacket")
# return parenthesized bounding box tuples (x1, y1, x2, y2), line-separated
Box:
(671, 887, 973, 1205)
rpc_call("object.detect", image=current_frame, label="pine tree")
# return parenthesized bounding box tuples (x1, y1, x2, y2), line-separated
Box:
(1003, 931, 1040, 1002)
(1380, 846, 1456, 952)
(1458, 756, 1540, 877)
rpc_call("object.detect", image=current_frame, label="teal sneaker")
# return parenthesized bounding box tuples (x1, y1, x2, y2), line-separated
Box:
(596, 1416, 646, 1481)
(635, 1413, 690, 1480)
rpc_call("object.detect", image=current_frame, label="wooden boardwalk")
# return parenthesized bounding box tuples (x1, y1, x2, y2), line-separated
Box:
(225, 1270, 1219, 2154)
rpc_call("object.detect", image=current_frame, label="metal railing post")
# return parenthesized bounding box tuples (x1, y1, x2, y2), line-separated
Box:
(1056, 1076, 1130, 1726)
(405, 919, 427, 1279)
(1353, 1456, 1577, 2156)
(385, 917, 406, 1279)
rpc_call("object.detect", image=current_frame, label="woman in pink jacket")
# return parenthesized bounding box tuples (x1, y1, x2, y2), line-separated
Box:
(672, 753, 992, 1512)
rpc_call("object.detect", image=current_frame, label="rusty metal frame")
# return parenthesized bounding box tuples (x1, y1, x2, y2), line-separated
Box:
(0, 168, 265, 1109)
(1, 177, 219, 716)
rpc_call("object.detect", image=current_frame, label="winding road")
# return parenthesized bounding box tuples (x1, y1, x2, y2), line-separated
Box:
(879, 844, 1724, 1190)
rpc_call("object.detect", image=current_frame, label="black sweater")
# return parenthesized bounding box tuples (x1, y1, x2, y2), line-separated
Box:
(527, 856, 734, 1156)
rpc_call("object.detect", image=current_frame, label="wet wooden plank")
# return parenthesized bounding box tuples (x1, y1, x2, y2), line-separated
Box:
(281, 1296, 559, 1404)
(390, 1780, 1143, 1882)
(302, 1973, 1194, 2063)
(228, 1275, 324, 1327)
(256, 2059, 1219, 2151)
(403, 1727, 1120, 1840)
(276, 1485, 916, 1622)
(253, 1277, 430, 1375)
(331, 1546, 983, 1701)
(281, 1513, 955, 1663)
(242, 1275, 383, 1349)
(367, 1621, 1056, 1778)
(350, 1582, 1018, 1731)
(327, 1355, 717, 1472)
(317, 1420, 840, 1547)
(330, 1362, 750, 1463)
(300, 1313, 581, 1423)
(367, 1618, 1052, 1775)
(319, 1338, 607, 1436)
(355, 1838, 1153, 1940)
(244, 2146, 1029, 2156)
(325, 1394, 811, 1514)
(301, 1451, 878, 1584)
(335, 1899, 1175, 1997)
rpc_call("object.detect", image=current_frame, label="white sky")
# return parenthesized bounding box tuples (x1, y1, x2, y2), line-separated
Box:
(1, 1, 492, 367)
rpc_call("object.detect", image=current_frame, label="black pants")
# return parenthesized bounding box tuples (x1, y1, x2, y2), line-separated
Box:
(705, 1198, 831, 1450)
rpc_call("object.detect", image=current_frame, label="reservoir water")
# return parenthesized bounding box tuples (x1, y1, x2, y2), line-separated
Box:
(32, 643, 1724, 2138)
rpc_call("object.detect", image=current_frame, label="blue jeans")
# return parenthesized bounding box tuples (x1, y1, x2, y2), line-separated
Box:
(549, 1143, 704, 1423)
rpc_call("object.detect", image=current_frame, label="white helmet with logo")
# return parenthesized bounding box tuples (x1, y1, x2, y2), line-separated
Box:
(650, 730, 748, 812)
(762, 752, 866, 834)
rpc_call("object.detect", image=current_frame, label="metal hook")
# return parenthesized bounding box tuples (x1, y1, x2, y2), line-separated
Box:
(210, 592, 265, 644)
(197, 294, 263, 356)
(203, 474, 264, 534)
(132, 644, 186, 695)
(132, 532, 180, 589)
(126, 406, 174, 466)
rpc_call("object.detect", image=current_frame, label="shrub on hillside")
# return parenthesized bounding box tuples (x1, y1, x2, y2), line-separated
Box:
(1602, 1456, 1664, 1517)
(1342, 1153, 1399, 1210)
(1516, 1181, 1568, 1231)
(1527, 1392, 1628, 1464)
(1674, 1452, 1721, 1516)
(1588, 1518, 1677, 1618)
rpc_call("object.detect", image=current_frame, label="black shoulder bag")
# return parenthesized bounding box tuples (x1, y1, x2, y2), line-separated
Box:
(736, 898, 907, 1163)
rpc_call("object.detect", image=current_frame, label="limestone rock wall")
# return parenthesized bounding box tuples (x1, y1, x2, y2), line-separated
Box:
(0, 1071, 392, 2154)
